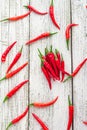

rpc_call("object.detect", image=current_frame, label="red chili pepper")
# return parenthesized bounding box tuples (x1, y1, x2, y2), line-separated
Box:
(6, 106, 29, 130)
(49, 0, 60, 30)
(45, 46, 58, 79)
(38, 49, 58, 80)
(0, 11, 31, 22)
(0, 62, 28, 81)
(6, 46, 23, 73)
(83, 121, 87, 125)
(86, 5, 87, 8)
(61, 54, 65, 82)
(67, 95, 74, 130)
(1, 41, 17, 62)
(26, 32, 57, 45)
(3, 80, 29, 103)
(32, 113, 49, 130)
(29, 96, 58, 107)
(64, 58, 87, 82)
(65, 23, 78, 50)
(24, 5, 48, 15)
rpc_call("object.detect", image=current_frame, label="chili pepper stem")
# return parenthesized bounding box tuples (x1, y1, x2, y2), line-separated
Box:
(28, 103, 33, 107)
(51, 0, 54, 6)
(66, 39, 69, 50)
(3, 96, 8, 103)
(50, 32, 58, 36)
(20, 45, 23, 53)
(23, 5, 28, 9)
(0, 76, 6, 82)
(6, 122, 12, 130)
(0, 18, 9, 22)
(45, 47, 49, 55)
(68, 95, 72, 106)
(63, 76, 72, 83)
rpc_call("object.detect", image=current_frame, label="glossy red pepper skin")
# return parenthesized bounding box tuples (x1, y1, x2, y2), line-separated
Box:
(0, 11, 31, 22)
(67, 95, 74, 130)
(6, 106, 29, 130)
(24, 5, 48, 15)
(49, 0, 60, 30)
(32, 113, 49, 130)
(65, 23, 78, 50)
(6, 46, 23, 73)
(61, 55, 65, 82)
(3, 80, 29, 102)
(83, 121, 87, 125)
(0, 62, 28, 81)
(30, 96, 58, 107)
(1, 41, 17, 62)
(26, 32, 57, 45)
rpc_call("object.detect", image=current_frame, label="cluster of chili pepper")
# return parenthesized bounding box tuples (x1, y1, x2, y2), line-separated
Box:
(38, 46, 70, 89)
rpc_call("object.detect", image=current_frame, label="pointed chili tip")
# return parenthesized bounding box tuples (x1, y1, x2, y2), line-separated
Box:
(0, 76, 6, 82)
(66, 39, 69, 50)
(6, 122, 12, 130)
(63, 76, 72, 83)
(20, 45, 23, 53)
(3, 96, 8, 103)
(68, 95, 72, 106)
(0, 18, 9, 22)
(23, 5, 28, 9)
(50, 32, 58, 36)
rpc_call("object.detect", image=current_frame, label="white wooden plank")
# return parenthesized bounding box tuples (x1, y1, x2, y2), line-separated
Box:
(29, 0, 72, 130)
(71, 0, 87, 130)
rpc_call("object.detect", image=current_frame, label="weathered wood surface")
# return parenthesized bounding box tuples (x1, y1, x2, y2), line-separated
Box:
(0, 0, 87, 130)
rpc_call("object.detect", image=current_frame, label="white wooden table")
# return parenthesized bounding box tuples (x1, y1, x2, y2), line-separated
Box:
(0, 0, 87, 130)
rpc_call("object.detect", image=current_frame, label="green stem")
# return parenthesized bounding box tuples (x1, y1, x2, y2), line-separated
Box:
(6, 122, 12, 130)
(19, 45, 23, 53)
(50, 45, 53, 52)
(66, 39, 69, 50)
(51, 0, 54, 6)
(28, 103, 33, 107)
(61, 53, 63, 61)
(55, 49, 59, 54)
(3, 96, 8, 103)
(45, 47, 49, 55)
(63, 76, 72, 83)
(50, 32, 58, 36)
(23, 5, 28, 9)
(38, 49, 44, 67)
(0, 76, 6, 82)
(68, 95, 72, 106)
(0, 18, 9, 22)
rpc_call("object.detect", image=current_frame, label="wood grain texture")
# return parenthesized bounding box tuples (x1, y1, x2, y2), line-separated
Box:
(0, 0, 87, 130)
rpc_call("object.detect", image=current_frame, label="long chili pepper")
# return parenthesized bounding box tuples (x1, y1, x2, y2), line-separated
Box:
(29, 96, 58, 107)
(0, 11, 31, 22)
(32, 113, 49, 130)
(24, 5, 48, 15)
(49, 0, 60, 30)
(1, 41, 17, 62)
(6, 106, 29, 130)
(6, 46, 23, 73)
(26, 32, 57, 45)
(65, 23, 78, 50)
(61, 54, 65, 82)
(67, 95, 74, 130)
(45, 46, 58, 78)
(38, 49, 58, 80)
(0, 62, 28, 81)
(64, 58, 87, 82)
(3, 80, 29, 103)
(83, 121, 87, 125)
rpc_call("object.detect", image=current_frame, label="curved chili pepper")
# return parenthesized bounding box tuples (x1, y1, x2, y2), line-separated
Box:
(67, 95, 74, 130)
(32, 113, 49, 130)
(0, 11, 31, 22)
(65, 23, 78, 50)
(6, 46, 23, 73)
(3, 80, 29, 103)
(45, 46, 58, 79)
(26, 32, 57, 45)
(49, 0, 60, 30)
(1, 41, 17, 62)
(29, 96, 58, 107)
(61, 54, 65, 82)
(83, 121, 87, 125)
(0, 62, 28, 81)
(6, 106, 29, 130)
(64, 58, 87, 82)
(24, 5, 48, 15)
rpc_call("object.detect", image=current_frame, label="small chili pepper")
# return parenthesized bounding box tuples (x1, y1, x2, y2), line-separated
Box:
(0, 11, 31, 22)
(32, 113, 49, 130)
(6, 106, 29, 130)
(86, 5, 87, 8)
(65, 23, 78, 50)
(1, 41, 17, 62)
(61, 54, 65, 82)
(49, 0, 60, 30)
(24, 5, 48, 15)
(83, 121, 87, 125)
(38, 49, 58, 80)
(67, 95, 74, 130)
(45, 46, 58, 79)
(6, 46, 23, 73)
(3, 80, 29, 103)
(64, 58, 87, 82)
(26, 32, 57, 45)
(29, 96, 58, 107)
(0, 62, 28, 81)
